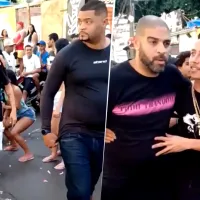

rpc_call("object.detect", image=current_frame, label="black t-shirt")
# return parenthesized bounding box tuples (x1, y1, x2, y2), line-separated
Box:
(173, 87, 200, 185)
(41, 40, 110, 137)
(0, 63, 9, 121)
(168, 77, 191, 135)
(106, 60, 190, 163)
(175, 87, 200, 138)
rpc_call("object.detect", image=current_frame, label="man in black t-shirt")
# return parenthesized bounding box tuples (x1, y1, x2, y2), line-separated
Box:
(152, 40, 200, 199)
(40, 1, 110, 199)
(101, 15, 190, 200)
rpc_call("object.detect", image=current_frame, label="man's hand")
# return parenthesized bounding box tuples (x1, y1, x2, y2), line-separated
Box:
(43, 133, 58, 148)
(21, 72, 28, 77)
(152, 134, 190, 156)
(105, 128, 116, 143)
(9, 110, 17, 127)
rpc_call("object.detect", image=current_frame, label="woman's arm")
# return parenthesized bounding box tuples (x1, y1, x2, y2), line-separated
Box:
(32, 32, 38, 46)
(3, 108, 10, 118)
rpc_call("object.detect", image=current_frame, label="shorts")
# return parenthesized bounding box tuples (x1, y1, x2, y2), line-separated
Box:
(53, 91, 63, 112)
(16, 50, 24, 59)
(17, 107, 36, 121)
(23, 77, 34, 93)
(39, 71, 47, 81)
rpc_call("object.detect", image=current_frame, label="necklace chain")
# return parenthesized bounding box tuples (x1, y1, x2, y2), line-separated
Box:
(192, 86, 200, 118)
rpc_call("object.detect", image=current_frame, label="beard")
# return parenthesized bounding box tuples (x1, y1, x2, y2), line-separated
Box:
(139, 46, 168, 74)
(79, 31, 90, 42)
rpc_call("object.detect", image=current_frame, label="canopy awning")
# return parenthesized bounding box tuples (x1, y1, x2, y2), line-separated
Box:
(0, 0, 11, 6)
(187, 19, 200, 29)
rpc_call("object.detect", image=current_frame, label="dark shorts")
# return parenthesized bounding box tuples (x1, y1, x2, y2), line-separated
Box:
(39, 71, 47, 81)
(59, 132, 104, 200)
(23, 77, 34, 93)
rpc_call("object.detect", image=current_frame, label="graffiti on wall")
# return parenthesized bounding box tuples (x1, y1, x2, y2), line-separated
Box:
(66, 0, 81, 36)
(100, 0, 113, 6)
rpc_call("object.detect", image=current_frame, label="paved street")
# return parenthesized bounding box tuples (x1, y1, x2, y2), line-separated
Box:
(0, 115, 101, 200)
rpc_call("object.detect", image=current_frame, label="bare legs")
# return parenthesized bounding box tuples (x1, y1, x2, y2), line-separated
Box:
(32, 73, 40, 98)
(42, 113, 65, 170)
(4, 117, 34, 162)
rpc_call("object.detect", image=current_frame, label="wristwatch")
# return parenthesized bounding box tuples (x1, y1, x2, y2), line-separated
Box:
(41, 129, 50, 135)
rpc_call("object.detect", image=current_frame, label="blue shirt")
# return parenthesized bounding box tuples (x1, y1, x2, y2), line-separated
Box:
(36, 51, 49, 72)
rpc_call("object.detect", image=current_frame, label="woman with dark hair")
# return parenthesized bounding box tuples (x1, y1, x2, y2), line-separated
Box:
(24, 24, 38, 54)
(1, 29, 8, 39)
(3, 69, 36, 162)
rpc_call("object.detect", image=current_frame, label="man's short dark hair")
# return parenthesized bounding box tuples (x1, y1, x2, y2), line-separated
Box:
(106, 33, 111, 39)
(55, 38, 69, 53)
(49, 33, 59, 42)
(175, 51, 191, 67)
(25, 45, 32, 49)
(80, 0, 107, 16)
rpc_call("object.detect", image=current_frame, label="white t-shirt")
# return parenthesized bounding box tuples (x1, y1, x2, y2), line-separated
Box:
(24, 35, 29, 45)
(53, 91, 63, 113)
(47, 56, 55, 66)
(2, 51, 16, 72)
(23, 54, 41, 77)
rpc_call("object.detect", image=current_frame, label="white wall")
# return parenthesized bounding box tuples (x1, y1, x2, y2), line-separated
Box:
(179, 31, 198, 52)
(31, 15, 41, 40)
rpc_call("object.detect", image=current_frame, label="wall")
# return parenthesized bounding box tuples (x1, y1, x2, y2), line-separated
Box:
(179, 31, 198, 52)
(16, 6, 41, 29)
(0, 7, 16, 39)
(107, 6, 113, 32)
(31, 15, 42, 39)
(41, 0, 65, 41)
(65, 0, 85, 39)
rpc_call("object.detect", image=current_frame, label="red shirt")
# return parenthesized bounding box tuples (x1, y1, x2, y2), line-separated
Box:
(14, 31, 24, 50)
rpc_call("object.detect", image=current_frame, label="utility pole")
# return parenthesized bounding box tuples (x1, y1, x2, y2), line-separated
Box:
(27, 3, 31, 25)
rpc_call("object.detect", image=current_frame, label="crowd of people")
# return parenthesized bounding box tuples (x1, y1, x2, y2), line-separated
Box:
(2, 0, 200, 200)
(0, 1, 111, 199)
(0, 17, 74, 170)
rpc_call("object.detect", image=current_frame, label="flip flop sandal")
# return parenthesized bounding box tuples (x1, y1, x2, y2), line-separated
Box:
(4, 146, 18, 151)
(42, 156, 57, 163)
(54, 162, 65, 170)
(18, 156, 34, 163)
